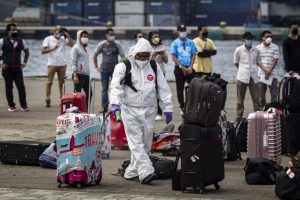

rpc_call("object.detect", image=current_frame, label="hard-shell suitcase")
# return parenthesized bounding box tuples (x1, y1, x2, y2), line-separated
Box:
(60, 93, 87, 114)
(283, 113, 300, 155)
(56, 112, 104, 188)
(179, 124, 224, 193)
(110, 113, 127, 149)
(247, 111, 282, 164)
(0, 141, 49, 165)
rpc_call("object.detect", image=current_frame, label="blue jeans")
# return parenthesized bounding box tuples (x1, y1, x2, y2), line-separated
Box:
(101, 69, 114, 108)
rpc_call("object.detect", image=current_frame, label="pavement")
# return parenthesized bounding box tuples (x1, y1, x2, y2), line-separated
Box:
(0, 78, 285, 200)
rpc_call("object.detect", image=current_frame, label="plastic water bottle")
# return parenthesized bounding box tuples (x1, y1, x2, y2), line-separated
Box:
(115, 111, 121, 122)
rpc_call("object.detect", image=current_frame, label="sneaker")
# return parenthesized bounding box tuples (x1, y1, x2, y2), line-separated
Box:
(8, 106, 17, 112)
(141, 173, 157, 184)
(180, 111, 184, 116)
(155, 114, 163, 121)
(21, 106, 29, 112)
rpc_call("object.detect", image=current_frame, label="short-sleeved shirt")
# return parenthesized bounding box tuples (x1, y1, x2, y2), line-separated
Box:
(234, 45, 261, 84)
(42, 35, 69, 66)
(170, 38, 197, 67)
(193, 37, 217, 73)
(256, 42, 279, 78)
(94, 40, 125, 70)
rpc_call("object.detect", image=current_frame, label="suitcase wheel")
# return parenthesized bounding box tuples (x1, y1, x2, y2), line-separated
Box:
(76, 183, 82, 188)
(57, 182, 62, 188)
(214, 183, 220, 190)
(181, 187, 186, 192)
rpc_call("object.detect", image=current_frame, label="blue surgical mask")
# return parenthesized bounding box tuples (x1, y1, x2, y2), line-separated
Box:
(107, 35, 115, 42)
(179, 32, 187, 39)
(245, 39, 253, 47)
(55, 32, 62, 39)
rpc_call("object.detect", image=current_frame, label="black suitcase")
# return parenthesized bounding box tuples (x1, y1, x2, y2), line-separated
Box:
(0, 141, 50, 165)
(179, 124, 224, 193)
(283, 113, 300, 155)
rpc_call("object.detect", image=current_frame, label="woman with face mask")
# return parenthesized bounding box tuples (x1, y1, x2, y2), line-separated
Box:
(71, 30, 91, 109)
(148, 31, 168, 121)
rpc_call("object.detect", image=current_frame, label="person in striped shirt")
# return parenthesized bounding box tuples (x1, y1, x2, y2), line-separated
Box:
(256, 30, 279, 107)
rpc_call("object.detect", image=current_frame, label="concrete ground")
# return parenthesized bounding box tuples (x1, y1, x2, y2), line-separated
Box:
(0, 78, 285, 200)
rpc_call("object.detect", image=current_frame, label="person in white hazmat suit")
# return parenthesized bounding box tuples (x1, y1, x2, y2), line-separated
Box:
(109, 38, 173, 184)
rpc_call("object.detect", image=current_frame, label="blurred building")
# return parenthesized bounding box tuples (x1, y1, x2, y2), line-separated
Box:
(0, 0, 299, 27)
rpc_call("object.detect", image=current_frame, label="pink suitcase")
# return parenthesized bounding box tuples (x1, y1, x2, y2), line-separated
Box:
(247, 111, 281, 164)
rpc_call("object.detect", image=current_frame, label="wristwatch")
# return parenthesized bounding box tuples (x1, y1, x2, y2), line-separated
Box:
(179, 65, 183, 69)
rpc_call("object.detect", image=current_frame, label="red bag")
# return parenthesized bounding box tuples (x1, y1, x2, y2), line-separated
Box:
(60, 93, 87, 114)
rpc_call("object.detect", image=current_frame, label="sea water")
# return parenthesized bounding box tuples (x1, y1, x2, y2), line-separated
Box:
(15, 39, 286, 82)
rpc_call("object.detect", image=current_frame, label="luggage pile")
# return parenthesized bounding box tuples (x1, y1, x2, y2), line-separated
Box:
(279, 77, 300, 155)
(173, 75, 225, 193)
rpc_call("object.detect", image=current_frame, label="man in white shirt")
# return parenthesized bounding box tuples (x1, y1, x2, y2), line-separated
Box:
(41, 25, 74, 107)
(256, 30, 279, 107)
(234, 32, 263, 122)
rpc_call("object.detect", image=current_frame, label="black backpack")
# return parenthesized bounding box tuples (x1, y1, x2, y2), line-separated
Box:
(225, 121, 242, 161)
(235, 117, 248, 152)
(275, 168, 300, 200)
(244, 157, 280, 185)
(119, 155, 175, 180)
(120, 59, 158, 93)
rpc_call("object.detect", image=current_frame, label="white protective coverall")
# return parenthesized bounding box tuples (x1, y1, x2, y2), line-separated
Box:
(109, 38, 173, 181)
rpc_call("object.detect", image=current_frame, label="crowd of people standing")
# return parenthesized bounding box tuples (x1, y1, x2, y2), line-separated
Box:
(0, 21, 300, 185)
(0, 22, 300, 123)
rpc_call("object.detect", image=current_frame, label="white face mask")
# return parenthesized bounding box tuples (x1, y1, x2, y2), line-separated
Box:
(265, 37, 272, 44)
(152, 37, 160, 45)
(81, 37, 88, 45)
(180, 32, 187, 39)
(135, 60, 149, 68)
(107, 35, 115, 42)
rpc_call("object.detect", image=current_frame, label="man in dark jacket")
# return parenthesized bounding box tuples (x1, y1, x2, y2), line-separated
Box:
(0, 23, 29, 112)
(283, 21, 300, 76)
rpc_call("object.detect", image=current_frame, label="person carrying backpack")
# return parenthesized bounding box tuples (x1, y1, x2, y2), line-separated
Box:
(109, 38, 173, 184)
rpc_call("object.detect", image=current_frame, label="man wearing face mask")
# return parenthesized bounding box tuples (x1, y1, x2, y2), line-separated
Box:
(234, 32, 263, 122)
(109, 38, 173, 184)
(0, 23, 29, 112)
(171, 24, 197, 115)
(93, 28, 125, 113)
(256, 30, 279, 107)
(41, 25, 74, 108)
(283, 21, 300, 76)
(71, 30, 91, 109)
(193, 24, 217, 77)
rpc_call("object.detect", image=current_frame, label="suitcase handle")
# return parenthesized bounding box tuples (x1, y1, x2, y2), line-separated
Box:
(62, 100, 73, 105)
